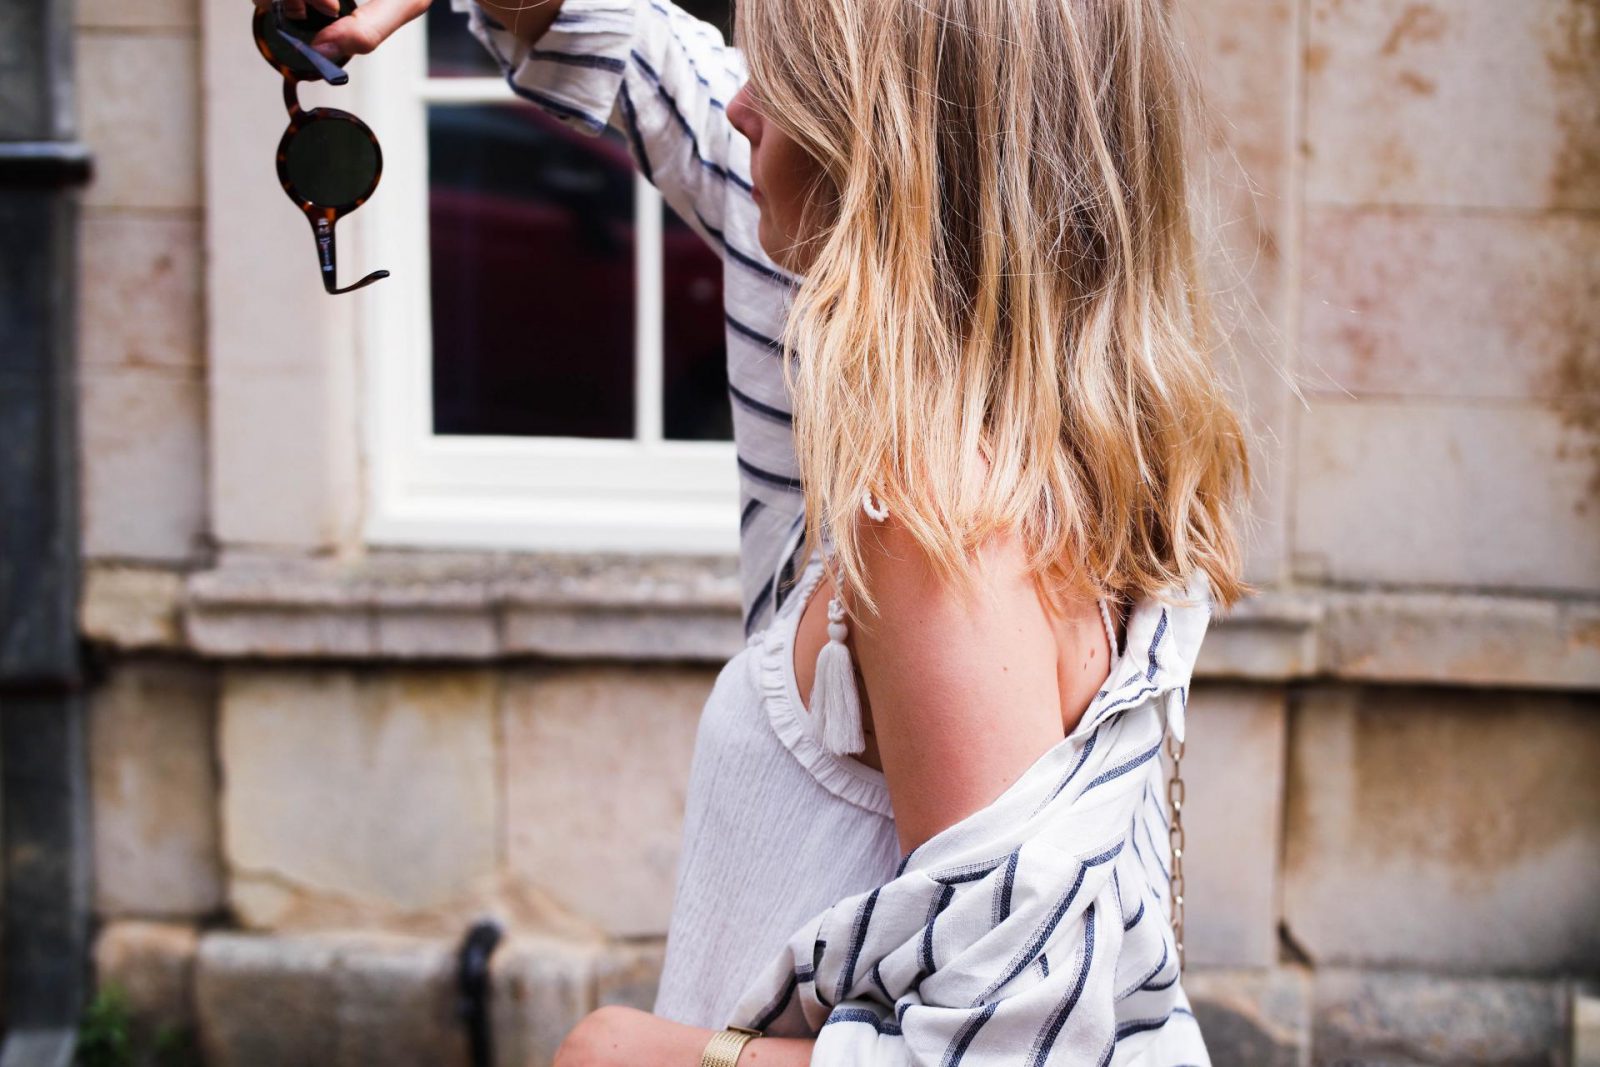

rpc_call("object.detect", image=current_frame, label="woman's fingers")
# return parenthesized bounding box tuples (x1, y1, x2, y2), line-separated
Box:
(311, 0, 430, 57)
(254, 0, 310, 19)
(252, 0, 340, 27)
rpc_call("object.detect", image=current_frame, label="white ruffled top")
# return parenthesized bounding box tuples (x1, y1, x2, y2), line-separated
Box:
(651, 549, 902, 1030)
(757, 551, 894, 816)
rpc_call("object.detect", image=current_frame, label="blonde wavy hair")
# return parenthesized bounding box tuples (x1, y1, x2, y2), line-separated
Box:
(734, 0, 1255, 620)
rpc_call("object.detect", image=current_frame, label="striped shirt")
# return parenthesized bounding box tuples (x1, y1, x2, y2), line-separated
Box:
(454, 0, 810, 637)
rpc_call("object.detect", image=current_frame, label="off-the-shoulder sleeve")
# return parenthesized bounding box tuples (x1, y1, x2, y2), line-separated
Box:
(451, 0, 751, 250)
(725, 584, 1220, 1063)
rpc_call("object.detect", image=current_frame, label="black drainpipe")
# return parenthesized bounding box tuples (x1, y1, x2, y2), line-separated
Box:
(456, 919, 503, 1067)
(0, 0, 95, 1059)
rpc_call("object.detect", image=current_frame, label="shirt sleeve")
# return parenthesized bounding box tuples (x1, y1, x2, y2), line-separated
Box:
(450, 0, 752, 250)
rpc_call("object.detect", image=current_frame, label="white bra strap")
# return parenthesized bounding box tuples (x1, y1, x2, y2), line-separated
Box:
(1098, 596, 1120, 661)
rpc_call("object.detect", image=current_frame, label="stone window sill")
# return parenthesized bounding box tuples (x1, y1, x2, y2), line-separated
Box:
(85, 549, 743, 664)
(80, 552, 1600, 690)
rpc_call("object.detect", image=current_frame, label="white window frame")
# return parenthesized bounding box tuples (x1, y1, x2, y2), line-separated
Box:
(356, 22, 740, 556)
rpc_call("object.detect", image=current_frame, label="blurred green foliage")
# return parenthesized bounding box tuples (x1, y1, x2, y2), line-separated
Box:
(76, 984, 199, 1067)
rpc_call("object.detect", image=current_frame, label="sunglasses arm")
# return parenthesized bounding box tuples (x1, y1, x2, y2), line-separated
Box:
(274, 23, 350, 85)
(270, 0, 349, 85)
(311, 215, 389, 295)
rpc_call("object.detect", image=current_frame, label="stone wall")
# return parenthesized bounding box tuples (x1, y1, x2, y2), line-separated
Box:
(85, 671, 1600, 1064)
(66, 0, 1600, 1064)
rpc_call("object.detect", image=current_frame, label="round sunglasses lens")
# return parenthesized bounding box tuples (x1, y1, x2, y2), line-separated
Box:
(283, 117, 378, 207)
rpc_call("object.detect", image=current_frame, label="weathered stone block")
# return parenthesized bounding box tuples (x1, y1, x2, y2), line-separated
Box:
(79, 367, 207, 562)
(1184, 0, 1301, 585)
(491, 936, 598, 1067)
(196, 933, 341, 1067)
(94, 921, 200, 1040)
(208, 365, 361, 552)
(76, 0, 195, 29)
(78, 32, 201, 210)
(90, 661, 222, 917)
(1305, 0, 1600, 211)
(1284, 685, 1600, 972)
(334, 935, 470, 1067)
(501, 605, 743, 662)
(1303, 208, 1600, 404)
(503, 667, 711, 937)
(1202, 595, 1322, 682)
(375, 610, 499, 659)
(1187, 0, 1298, 197)
(1576, 984, 1600, 1067)
(1318, 588, 1600, 692)
(594, 940, 666, 1013)
(220, 668, 498, 928)
(1187, 966, 1312, 1067)
(79, 211, 203, 372)
(1294, 398, 1600, 593)
(196, 932, 471, 1067)
(80, 564, 187, 650)
(1313, 968, 1570, 1066)
(189, 604, 374, 659)
(1171, 684, 1287, 968)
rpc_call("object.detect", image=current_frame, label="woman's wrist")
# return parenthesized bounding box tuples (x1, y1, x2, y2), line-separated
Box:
(699, 1026, 761, 1067)
(550, 1004, 813, 1067)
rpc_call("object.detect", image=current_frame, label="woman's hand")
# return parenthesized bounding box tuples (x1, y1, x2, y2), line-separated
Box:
(250, 0, 432, 60)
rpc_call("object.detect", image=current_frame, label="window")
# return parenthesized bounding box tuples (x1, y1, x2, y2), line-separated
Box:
(357, 3, 742, 555)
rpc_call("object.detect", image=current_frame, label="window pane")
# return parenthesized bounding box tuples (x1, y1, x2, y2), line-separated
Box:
(660, 0, 734, 441)
(429, 103, 637, 438)
(425, 1, 501, 78)
(662, 200, 732, 441)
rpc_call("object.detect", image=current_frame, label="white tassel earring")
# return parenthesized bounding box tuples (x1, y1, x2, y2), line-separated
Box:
(811, 593, 866, 756)
(809, 490, 888, 757)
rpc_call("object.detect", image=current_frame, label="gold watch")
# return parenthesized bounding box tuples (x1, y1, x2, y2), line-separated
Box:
(700, 1025, 762, 1067)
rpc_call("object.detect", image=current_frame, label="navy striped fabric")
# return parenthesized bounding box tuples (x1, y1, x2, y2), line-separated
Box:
(726, 571, 1217, 1065)
(455, 0, 811, 637)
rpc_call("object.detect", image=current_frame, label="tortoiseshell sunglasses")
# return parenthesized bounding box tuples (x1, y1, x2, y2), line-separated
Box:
(252, 0, 390, 294)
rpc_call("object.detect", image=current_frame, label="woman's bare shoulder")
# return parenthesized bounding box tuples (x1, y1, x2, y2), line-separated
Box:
(846, 511, 1106, 854)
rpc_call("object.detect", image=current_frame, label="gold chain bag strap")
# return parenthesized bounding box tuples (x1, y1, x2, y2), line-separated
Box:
(1165, 731, 1186, 972)
(1108, 591, 1186, 973)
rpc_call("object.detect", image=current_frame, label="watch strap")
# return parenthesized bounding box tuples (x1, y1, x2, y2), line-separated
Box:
(700, 1026, 761, 1067)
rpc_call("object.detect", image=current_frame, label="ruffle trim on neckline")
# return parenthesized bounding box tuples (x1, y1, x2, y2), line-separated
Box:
(756, 552, 894, 820)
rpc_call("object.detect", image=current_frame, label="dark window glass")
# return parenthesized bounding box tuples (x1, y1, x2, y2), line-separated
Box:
(426, 1, 502, 78)
(426, 0, 736, 442)
(674, 0, 733, 37)
(662, 200, 731, 441)
(643, 0, 735, 441)
(429, 102, 636, 438)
